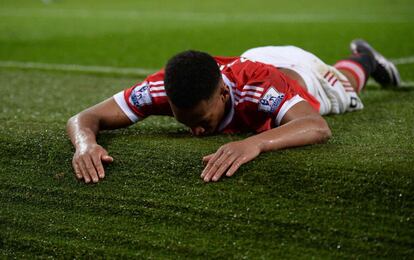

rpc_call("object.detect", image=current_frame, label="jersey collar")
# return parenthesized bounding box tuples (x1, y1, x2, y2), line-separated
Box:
(218, 74, 235, 132)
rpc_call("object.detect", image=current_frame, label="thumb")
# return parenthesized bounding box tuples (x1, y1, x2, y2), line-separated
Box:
(102, 154, 114, 163)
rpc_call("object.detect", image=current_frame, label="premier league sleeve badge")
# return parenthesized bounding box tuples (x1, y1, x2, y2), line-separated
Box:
(130, 83, 153, 108)
(258, 87, 285, 113)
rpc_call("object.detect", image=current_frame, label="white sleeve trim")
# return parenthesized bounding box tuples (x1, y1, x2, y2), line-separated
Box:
(113, 91, 139, 123)
(275, 95, 304, 126)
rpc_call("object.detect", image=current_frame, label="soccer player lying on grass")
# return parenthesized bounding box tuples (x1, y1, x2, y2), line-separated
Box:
(67, 39, 401, 184)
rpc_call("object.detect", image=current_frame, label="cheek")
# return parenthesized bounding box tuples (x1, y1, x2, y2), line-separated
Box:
(213, 102, 226, 127)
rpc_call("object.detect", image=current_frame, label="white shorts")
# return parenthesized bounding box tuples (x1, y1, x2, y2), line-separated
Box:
(241, 46, 363, 115)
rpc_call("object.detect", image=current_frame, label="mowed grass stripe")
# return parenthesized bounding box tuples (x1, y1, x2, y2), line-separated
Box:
(1, 58, 413, 85)
(0, 61, 155, 77)
(1, 8, 413, 23)
(392, 55, 414, 65)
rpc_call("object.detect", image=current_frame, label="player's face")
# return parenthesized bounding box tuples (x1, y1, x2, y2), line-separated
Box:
(171, 82, 230, 136)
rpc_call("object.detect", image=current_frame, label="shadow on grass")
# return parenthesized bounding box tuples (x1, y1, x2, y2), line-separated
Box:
(393, 85, 414, 91)
(99, 126, 253, 141)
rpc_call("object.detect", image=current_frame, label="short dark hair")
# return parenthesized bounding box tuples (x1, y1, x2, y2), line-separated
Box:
(164, 50, 221, 109)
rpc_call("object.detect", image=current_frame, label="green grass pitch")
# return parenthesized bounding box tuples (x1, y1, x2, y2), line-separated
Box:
(1, 0, 413, 258)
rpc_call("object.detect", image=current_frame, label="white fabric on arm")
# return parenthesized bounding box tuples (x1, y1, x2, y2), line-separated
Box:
(275, 95, 304, 126)
(113, 91, 140, 123)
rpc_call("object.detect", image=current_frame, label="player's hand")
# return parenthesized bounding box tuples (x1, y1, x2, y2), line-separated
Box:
(72, 144, 113, 184)
(201, 138, 261, 182)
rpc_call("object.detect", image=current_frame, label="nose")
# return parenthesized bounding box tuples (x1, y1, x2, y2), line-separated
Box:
(191, 127, 205, 136)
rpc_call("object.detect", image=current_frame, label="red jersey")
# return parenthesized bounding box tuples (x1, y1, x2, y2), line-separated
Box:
(113, 56, 320, 134)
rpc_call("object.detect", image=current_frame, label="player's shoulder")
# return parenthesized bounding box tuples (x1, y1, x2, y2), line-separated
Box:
(145, 68, 165, 82)
(223, 56, 278, 79)
(213, 56, 240, 72)
(224, 56, 259, 67)
(126, 69, 168, 109)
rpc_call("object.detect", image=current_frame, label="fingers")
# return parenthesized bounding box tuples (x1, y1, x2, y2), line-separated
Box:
(72, 153, 113, 183)
(72, 147, 112, 184)
(72, 160, 83, 180)
(211, 156, 237, 182)
(77, 159, 91, 183)
(203, 155, 246, 182)
(92, 155, 105, 179)
(91, 153, 113, 179)
(202, 153, 214, 166)
(201, 149, 224, 178)
(202, 150, 232, 182)
(225, 158, 244, 177)
(82, 156, 99, 183)
(102, 155, 114, 163)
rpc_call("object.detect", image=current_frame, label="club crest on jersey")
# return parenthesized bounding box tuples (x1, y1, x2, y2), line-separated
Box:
(130, 83, 152, 108)
(258, 87, 285, 113)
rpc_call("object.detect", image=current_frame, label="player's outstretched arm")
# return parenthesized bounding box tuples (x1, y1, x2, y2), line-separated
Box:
(66, 97, 133, 184)
(201, 101, 331, 182)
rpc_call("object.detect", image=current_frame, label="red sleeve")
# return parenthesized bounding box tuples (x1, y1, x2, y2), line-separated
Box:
(113, 69, 173, 122)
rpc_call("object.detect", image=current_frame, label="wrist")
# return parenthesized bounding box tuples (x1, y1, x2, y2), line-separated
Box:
(75, 137, 97, 152)
(247, 129, 283, 153)
(246, 135, 266, 153)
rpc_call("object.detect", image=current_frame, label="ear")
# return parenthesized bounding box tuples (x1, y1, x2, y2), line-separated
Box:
(219, 80, 230, 102)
